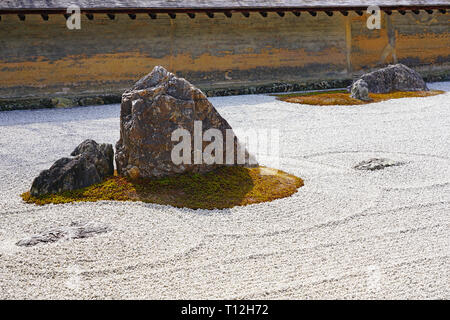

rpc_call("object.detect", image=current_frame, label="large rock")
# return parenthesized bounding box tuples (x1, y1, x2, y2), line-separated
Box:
(30, 139, 114, 196)
(349, 64, 428, 94)
(115, 66, 257, 179)
(350, 79, 371, 101)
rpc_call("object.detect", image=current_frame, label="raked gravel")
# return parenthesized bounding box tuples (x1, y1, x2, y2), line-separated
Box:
(0, 83, 449, 299)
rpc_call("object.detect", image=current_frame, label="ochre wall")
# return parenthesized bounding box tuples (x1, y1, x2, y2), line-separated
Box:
(349, 12, 449, 71)
(0, 11, 448, 99)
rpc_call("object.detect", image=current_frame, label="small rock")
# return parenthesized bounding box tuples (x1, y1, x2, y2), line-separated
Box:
(16, 222, 110, 247)
(51, 97, 75, 108)
(354, 158, 404, 171)
(350, 79, 372, 101)
(30, 139, 114, 196)
(78, 97, 104, 106)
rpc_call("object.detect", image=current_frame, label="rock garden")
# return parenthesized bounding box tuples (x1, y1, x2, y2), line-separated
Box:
(22, 66, 303, 209)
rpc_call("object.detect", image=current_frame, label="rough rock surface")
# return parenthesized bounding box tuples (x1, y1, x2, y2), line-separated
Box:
(16, 222, 110, 247)
(30, 139, 114, 196)
(354, 158, 405, 171)
(349, 64, 429, 94)
(115, 66, 257, 179)
(350, 79, 371, 101)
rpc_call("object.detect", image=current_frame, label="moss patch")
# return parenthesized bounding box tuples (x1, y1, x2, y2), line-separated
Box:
(21, 166, 304, 210)
(276, 90, 444, 106)
(273, 89, 348, 98)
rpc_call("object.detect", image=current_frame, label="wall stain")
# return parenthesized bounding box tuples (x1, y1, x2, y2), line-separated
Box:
(0, 12, 448, 100)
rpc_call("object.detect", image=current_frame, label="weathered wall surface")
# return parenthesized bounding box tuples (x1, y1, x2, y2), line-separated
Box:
(349, 12, 449, 74)
(0, 11, 448, 101)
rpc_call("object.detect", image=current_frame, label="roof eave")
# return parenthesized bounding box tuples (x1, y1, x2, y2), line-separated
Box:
(0, 5, 448, 14)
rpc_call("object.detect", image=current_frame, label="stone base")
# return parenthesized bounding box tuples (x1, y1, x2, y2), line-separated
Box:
(0, 95, 122, 111)
(0, 80, 353, 111)
(1, 72, 448, 111)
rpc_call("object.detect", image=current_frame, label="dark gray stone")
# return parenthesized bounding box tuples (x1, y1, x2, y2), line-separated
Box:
(30, 139, 114, 196)
(354, 158, 405, 171)
(16, 222, 110, 247)
(350, 79, 371, 101)
(349, 64, 429, 94)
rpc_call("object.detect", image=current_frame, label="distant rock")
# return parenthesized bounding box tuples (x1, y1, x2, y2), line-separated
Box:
(349, 64, 428, 94)
(354, 158, 405, 171)
(50, 97, 75, 108)
(350, 79, 371, 101)
(115, 66, 257, 179)
(78, 97, 104, 106)
(30, 139, 114, 196)
(16, 222, 110, 247)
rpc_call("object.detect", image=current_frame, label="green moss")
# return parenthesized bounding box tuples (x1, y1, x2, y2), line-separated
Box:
(21, 166, 304, 210)
(277, 90, 444, 106)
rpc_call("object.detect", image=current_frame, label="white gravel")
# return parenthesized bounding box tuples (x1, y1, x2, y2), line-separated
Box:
(0, 83, 449, 299)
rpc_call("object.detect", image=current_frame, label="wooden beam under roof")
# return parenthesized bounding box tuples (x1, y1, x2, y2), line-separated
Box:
(0, 5, 447, 19)
(0, 4, 448, 14)
(1, 0, 448, 11)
